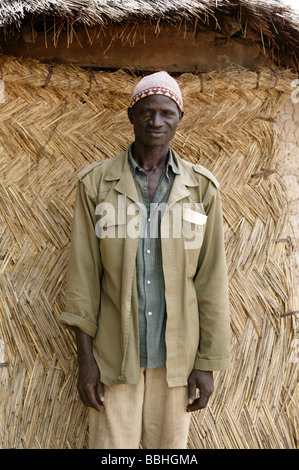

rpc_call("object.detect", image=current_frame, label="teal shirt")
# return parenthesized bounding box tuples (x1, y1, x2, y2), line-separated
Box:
(128, 146, 180, 368)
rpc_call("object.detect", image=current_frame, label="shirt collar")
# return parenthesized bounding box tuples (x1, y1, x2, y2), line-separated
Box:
(128, 144, 180, 177)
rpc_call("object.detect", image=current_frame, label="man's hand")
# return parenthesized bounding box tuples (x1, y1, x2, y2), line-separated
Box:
(77, 355, 105, 413)
(74, 327, 105, 413)
(186, 369, 214, 412)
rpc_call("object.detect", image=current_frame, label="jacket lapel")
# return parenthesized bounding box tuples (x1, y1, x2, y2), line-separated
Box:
(104, 149, 140, 204)
(166, 150, 199, 207)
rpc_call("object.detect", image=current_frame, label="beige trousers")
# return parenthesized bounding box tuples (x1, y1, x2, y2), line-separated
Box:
(89, 367, 191, 449)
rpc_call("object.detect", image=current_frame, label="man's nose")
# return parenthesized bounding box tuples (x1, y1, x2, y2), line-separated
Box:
(149, 112, 164, 127)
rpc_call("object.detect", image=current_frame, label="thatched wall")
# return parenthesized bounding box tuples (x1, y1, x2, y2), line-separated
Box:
(277, 100, 299, 305)
(0, 56, 298, 449)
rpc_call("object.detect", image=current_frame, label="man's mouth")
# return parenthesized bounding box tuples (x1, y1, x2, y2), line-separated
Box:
(146, 130, 165, 135)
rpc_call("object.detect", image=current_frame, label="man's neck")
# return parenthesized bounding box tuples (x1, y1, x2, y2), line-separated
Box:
(131, 142, 169, 172)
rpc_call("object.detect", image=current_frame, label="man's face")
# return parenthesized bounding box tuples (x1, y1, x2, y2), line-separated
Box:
(128, 94, 183, 148)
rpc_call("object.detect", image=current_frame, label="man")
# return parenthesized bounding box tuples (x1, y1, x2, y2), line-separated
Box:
(61, 71, 231, 449)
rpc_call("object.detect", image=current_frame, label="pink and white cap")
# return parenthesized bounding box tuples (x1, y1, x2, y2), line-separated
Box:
(129, 71, 184, 112)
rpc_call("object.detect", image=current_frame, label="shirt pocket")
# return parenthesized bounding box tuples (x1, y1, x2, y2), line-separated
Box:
(182, 204, 207, 278)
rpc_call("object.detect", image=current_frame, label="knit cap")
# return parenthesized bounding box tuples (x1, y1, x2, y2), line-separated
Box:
(129, 71, 184, 112)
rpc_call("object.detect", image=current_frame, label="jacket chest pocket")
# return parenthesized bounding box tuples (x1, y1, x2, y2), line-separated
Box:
(95, 202, 127, 239)
(95, 203, 127, 272)
(95, 200, 141, 273)
(182, 205, 207, 279)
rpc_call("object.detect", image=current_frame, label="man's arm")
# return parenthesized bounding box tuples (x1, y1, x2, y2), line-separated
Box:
(193, 184, 231, 372)
(61, 181, 103, 337)
(74, 327, 105, 413)
(60, 180, 104, 410)
(187, 183, 231, 411)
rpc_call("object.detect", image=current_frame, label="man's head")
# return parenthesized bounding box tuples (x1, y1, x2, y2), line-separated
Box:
(128, 71, 183, 148)
(128, 71, 184, 113)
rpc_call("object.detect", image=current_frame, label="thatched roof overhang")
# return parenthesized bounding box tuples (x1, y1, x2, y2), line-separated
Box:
(0, 1, 298, 70)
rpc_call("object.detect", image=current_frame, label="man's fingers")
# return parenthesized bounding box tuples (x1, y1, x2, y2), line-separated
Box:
(186, 397, 200, 412)
(186, 390, 212, 412)
(187, 376, 196, 405)
(86, 382, 105, 412)
(188, 388, 196, 405)
(96, 381, 105, 405)
(187, 369, 214, 412)
(80, 382, 105, 413)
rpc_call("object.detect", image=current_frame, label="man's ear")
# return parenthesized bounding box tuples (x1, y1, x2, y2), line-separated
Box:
(178, 111, 184, 126)
(127, 107, 134, 124)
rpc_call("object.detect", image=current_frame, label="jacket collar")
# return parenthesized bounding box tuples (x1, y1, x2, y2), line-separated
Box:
(127, 144, 180, 179)
(104, 145, 199, 204)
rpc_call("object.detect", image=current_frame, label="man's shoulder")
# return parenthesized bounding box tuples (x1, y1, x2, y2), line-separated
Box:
(77, 153, 122, 182)
(77, 160, 105, 181)
(178, 156, 219, 189)
(192, 163, 219, 189)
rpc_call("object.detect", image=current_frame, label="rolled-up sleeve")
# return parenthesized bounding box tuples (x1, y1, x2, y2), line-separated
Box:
(60, 181, 102, 338)
(193, 184, 231, 371)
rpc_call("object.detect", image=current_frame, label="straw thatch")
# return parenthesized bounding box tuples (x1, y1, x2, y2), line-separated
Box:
(0, 55, 297, 449)
(1, 0, 299, 29)
(0, 1, 299, 70)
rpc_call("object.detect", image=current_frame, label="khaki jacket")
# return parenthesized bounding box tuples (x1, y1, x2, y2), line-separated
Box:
(61, 147, 231, 387)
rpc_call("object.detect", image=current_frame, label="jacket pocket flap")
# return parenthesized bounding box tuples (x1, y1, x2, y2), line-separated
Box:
(183, 207, 207, 225)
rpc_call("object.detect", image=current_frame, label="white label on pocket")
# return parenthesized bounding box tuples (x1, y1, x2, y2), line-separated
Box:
(183, 207, 207, 225)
